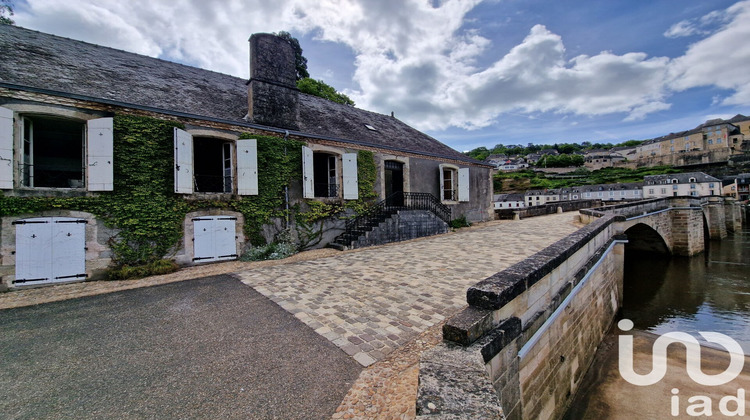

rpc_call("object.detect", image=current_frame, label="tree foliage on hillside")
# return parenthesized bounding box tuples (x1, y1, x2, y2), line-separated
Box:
(297, 78, 355, 106)
(466, 139, 644, 162)
(1, 0, 14, 25)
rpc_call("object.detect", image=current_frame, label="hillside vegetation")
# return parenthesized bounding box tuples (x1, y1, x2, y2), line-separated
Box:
(494, 166, 681, 193)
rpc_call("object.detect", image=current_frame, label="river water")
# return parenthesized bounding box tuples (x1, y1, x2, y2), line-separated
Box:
(621, 227, 750, 353)
(563, 226, 750, 419)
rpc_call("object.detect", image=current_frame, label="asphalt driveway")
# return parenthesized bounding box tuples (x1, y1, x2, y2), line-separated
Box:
(0, 275, 361, 420)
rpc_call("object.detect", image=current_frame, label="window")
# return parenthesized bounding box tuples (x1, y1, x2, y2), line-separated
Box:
(609, 191, 614, 197)
(673, 185, 678, 190)
(584, 193, 591, 198)
(708, 139, 713, 145)
(689, 177, 696, 183)
(173, 129, 257, 195)
(649, 189, 654, 194)
(717, 138, 722, 144)
(194, 138, 233, 193)
(661, 188, 667, 194)
(690, 184, 696, 189)
(21, 116, 85, 188)
(709, 183, 715, 188)
(301, 146, 357, 200)
(442, 167, 456, 201)
(671, 179, 678, 184)
(439, 165, 468, 202)
(314, 152, 338, 197)
(691, 191, 698, 196)
(9, 113, 113, 191)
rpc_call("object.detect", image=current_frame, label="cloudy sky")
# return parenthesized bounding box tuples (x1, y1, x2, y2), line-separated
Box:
(11, 0, 750, 151)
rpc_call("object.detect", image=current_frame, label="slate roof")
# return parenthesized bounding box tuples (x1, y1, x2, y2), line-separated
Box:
(644, 172, 720, 185)
(0, 25, 484, 165)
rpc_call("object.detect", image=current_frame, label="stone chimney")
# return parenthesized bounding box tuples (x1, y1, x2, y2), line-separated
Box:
(248, 33, 299, 130)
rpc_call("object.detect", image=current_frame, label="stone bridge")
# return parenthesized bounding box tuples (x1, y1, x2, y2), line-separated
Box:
(416, 197, 744, 420)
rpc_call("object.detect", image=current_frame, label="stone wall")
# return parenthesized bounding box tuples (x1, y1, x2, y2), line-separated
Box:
(497, 200, 602, 220)
(417, 216, 626, 420)
(350, 210, 449, 250)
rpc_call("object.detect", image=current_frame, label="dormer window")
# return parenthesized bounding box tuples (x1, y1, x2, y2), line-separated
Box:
(671, 179, 678, 184)
(689, 177, 696, 183)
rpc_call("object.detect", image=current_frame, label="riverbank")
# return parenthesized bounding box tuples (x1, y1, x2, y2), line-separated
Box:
(565, 329, 750, 419)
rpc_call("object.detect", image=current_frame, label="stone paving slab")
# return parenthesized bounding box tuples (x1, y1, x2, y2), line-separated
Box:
(235, 212, 582, 366)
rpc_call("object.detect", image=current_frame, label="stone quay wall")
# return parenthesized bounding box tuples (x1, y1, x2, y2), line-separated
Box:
(416, 215, 625, 420)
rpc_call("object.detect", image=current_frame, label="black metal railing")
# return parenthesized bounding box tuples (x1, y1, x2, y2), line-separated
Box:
(194, 174, 232, 193)
(332, 192, 451, 248)
(314, 183, 340, 198)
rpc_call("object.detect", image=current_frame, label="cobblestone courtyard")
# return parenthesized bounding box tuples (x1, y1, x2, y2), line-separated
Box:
(235, 212, 581, 366)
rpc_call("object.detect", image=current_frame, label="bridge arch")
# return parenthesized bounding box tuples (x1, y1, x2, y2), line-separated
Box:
(623, 223, 671, 254)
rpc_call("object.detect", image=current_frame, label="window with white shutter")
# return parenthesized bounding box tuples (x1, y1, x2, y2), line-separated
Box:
(342, 153, 358, 200)
(236, 139, 258, 195)
(87, 117, 114, 191)
(174, 128, 194, 194)
(0, 107, 13, 189)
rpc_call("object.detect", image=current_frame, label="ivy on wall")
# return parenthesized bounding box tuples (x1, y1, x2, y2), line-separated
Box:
(0, 114, 378, 269)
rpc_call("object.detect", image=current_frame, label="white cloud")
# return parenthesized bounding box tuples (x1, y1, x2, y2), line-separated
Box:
(12, 0, 750, 133)
(668, 1, 750, 107)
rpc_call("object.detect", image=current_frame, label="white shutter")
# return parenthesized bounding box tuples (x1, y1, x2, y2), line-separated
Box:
(214, 217, 237, 261)
(15, 219, 53, 283)
(174, 128, 194, 194)
(236, 139, 258, 195)
(439, 166, 445, 201)
(193, 218, 214, 261)
(458, 167, 470, 202)
(51, 218, 86, 282)
(302, 146, 314, 199)
(87, 117, 114, 191)
(0, 107, 13, 189)
(342, 153, 358, 200)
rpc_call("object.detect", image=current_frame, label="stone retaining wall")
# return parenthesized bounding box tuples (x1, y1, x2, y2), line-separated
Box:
(416, 215, 626, 420)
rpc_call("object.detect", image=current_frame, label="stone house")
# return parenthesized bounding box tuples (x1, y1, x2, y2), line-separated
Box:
(492, 193, 525, 210)
(0, 26, 493, 288)
(643, 172, 721, 198)
(722, 174, 749, 202)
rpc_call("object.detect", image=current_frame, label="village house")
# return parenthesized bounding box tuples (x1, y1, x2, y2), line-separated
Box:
(722, 174, 750, 202)
(0, 26, 493, 288)
(492, 193, 525, 210)
(576, 182, 643, 201)
(633, 115, 749, 166)
(643, 172, 721, 198)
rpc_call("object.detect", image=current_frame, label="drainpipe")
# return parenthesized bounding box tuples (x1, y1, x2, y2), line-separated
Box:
(284, 130, 290, 228)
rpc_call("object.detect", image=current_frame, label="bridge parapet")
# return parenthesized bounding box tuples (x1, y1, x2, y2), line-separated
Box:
(417, 215, 626, 420)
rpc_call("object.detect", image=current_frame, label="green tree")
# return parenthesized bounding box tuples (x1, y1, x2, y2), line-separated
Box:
(274, 31, 309, 80)
(0, 0, 14, 25)
(296, 77, 355, 105)
(465, 146, 490, 161)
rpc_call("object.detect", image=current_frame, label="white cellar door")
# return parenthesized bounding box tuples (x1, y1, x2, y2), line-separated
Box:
(51, 218, 87, 283)
(14, 217, 87, 285)
(192, 217, 215, 262)
(15, 218, 53, 284)
(214, 217, 237, 261)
